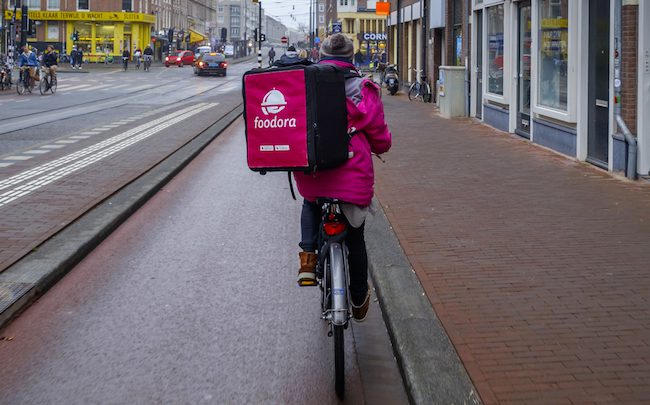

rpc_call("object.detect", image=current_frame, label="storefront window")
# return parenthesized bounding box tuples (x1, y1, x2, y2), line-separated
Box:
(487, 5, 504, 95)
(96, 24, 115, 55)
(538, 0, 569, 111)
(73, 22, 92, 55)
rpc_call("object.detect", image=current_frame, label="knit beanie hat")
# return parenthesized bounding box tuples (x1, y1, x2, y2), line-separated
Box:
(320, 34, 354, 59)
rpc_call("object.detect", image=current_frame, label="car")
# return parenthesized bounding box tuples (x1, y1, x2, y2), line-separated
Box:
(165, 50, 195, 67)
(193, 53, 228, 76)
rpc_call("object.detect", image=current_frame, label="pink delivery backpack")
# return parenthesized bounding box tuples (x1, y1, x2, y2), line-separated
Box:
(243, 64, 355, 173)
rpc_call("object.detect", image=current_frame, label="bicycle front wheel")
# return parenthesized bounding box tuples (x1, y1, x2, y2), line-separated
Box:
(334, 324, 345, 398)
(39, 77, 47, 95)
(50, 77, 57, 94)
(16, 76, 25, 95)
(407, 83, 419, 101)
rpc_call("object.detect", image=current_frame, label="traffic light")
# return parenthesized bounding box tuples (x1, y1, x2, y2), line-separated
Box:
(220, 27, 227, 42)
(167, 28, 174, 43)
(253, 28, 258, 42)
(260, 33, 266, 42)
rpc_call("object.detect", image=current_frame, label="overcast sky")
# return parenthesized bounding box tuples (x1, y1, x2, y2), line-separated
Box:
(262, 0, 312, 30)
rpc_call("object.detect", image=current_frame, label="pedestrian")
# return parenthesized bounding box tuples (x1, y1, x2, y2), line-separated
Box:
(354, 49, 363, 68)
(268, 46, 276, 65)
(76, 47, 83, 69)
(310, 46, 319, 62)
(70, 46, 77, 69)
(294, 33, 392, 322)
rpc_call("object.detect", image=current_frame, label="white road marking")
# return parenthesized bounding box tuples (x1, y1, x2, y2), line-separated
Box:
(0, 163, 14, 168)
(81, 131, 101, 135)
(0, 103, 213, 193)
(24, 150, 51, 154)
(57, 84, 92, 91)
(69, 135, 91, 139)
(55, 140, 78, 144)
(92, 128, 112, 131)
(4, 156, 32, 161)
(0, 103, 217, 207)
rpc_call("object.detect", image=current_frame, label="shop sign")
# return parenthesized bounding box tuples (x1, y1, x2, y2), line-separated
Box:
(5, 10, 156, 23)
(360, 32, 387, 41)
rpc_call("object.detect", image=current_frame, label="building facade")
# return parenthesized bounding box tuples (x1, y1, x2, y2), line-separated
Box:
(4, 0, 155, 60)
(471, 0, 646, 176)
(337, 0, 387, 66)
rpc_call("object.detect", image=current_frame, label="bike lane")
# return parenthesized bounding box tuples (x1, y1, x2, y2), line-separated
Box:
(0, 118, 408, 403)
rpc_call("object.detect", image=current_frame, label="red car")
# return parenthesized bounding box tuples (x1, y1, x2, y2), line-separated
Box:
(165, 50, 195, 67)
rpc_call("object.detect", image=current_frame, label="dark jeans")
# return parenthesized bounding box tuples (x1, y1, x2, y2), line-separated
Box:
(300, 199, 368, 305)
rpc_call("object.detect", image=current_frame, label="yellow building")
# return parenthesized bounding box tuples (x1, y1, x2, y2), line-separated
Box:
(337, 10, 387, 65)
(5, 10, 155, 62)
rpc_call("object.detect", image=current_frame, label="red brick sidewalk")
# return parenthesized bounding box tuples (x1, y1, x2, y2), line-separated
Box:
(375, 95, 650, 404)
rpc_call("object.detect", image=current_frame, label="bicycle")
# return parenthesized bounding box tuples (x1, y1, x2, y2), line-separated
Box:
(0, 66, 12, 91)
(407, 68, 432, 102)
(16, 67, 35, 95)
(314, 198, 352, 399)
(39, 67, 57, 95)
(134, 55, 141, 70)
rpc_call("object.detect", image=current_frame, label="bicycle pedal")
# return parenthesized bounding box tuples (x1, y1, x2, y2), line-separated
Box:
(297, 280, 318, 287)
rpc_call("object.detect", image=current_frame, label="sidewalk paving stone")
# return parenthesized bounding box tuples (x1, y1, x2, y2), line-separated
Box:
(375, 94, 650, 404)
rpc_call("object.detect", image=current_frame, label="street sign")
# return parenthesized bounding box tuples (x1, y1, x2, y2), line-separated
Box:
(281, 36, 288, 44)
(332, 21, 342, 34)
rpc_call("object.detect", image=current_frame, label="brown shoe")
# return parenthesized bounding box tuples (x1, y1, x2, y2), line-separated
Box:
(351, 289, 371, 322)
(298, 252, 318, 287)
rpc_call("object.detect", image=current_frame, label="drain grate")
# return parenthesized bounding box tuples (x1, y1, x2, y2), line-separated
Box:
(0, 282, 32, 313)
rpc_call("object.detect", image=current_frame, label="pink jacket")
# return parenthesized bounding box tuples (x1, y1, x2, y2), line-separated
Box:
(293, 60, 392, 206)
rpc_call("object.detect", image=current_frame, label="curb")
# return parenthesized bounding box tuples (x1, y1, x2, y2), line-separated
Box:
(0, 105, 243, 331)
(366, 200, 482, 405)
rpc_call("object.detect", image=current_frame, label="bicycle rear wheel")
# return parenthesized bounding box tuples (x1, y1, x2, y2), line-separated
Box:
(422, 82, 432, 103)
(334, 324, 345, 398)
(407, 83, 419, 101)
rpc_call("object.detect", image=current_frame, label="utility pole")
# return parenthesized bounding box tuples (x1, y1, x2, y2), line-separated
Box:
(8, 0, 19, 68)
(258, 0, 262, 68)
(309, 0, 313, 49)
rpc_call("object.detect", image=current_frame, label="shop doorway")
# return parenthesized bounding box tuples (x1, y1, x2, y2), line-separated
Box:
(123, 35, 132, 55)
(516, 1, 532, 138)
(475, 10, 483, 119)
(587, 0, 610, 167)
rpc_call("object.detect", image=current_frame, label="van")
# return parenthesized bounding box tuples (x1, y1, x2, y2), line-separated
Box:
(196, 46, 212, 55)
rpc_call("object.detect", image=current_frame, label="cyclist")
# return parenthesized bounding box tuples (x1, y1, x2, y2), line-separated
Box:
(122, 48, 131, 70)
(42, 45, 58, 84)
(293, 34, 392, 322)
(274, 45, 306, 66)
(133, 47, 142, 69)
(17, 45, 39, 86)
(143, 45, 153, 69)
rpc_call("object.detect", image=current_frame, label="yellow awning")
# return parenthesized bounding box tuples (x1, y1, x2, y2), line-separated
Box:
(189, 29, 207, 43)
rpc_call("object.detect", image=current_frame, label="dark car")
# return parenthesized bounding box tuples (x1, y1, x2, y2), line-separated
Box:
(193, 53, 228, 76)
(165, 50, 195, 67)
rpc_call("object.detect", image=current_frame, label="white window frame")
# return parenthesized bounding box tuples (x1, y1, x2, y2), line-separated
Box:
(531, 0, 578, 123)
(482, 2, 510, 105)
(47, 0, 60, 10)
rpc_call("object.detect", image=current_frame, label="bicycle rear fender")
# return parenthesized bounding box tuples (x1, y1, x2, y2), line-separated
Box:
(329, 243, 347, 326)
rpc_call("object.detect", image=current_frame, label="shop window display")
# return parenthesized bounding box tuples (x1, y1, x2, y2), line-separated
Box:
(487, 5, 504, 95)
(538, 0, 568, 111)
(97, 24, 115, 55)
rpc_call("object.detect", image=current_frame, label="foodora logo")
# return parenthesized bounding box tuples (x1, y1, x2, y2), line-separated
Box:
(254, 88, 297, 129)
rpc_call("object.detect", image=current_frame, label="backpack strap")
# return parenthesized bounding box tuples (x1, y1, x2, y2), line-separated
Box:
(287, 172, 297, 200)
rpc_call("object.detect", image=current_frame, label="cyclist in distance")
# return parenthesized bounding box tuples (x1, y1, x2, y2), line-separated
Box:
(143, 45, 154, 67)
(42, 45, 58, 83)
(17, 45, 39, 83)
(293, 34, 392, 322)
(274, 45, 305, 66)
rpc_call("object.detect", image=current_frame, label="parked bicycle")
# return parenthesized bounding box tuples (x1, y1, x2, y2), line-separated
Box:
(0, 64, 12, 91)
(314, 198, 353, 399)
(16, 67, 36, 95)
(39, 67, 57, 95)
(408, 67, 432, 102)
